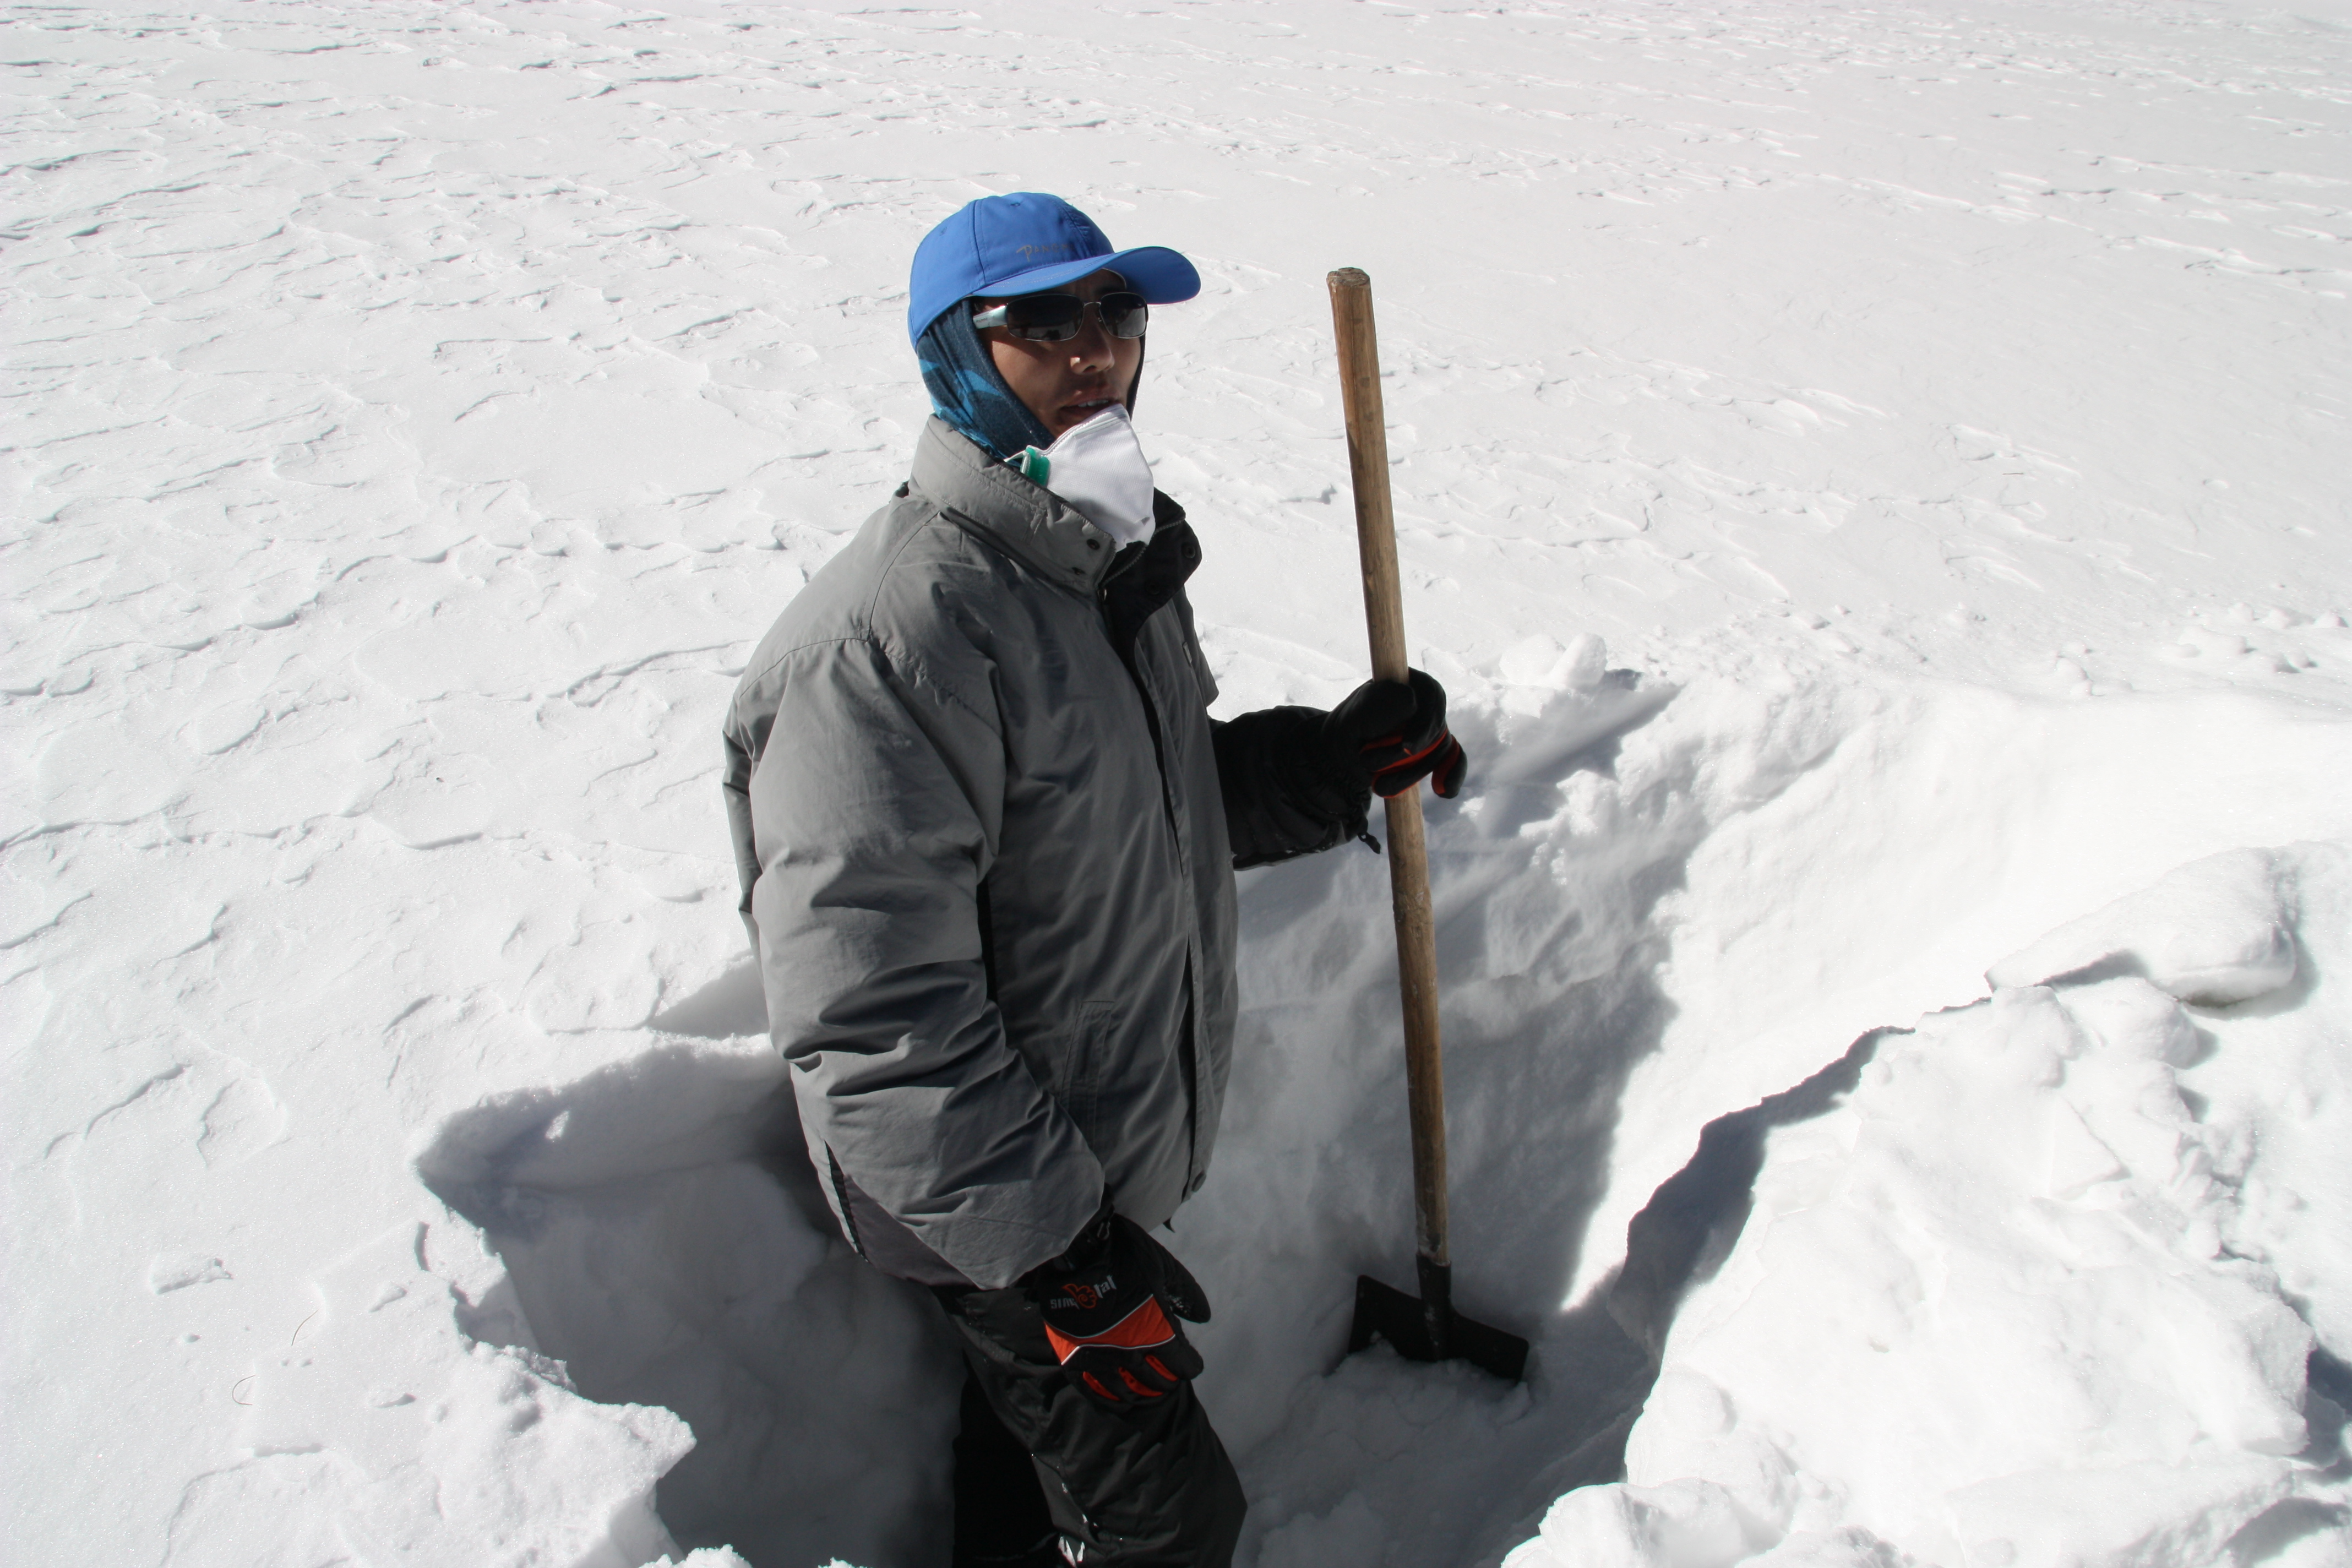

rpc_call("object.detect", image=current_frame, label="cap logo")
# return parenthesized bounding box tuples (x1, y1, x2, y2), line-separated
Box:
(1016, 242, 1076, 260)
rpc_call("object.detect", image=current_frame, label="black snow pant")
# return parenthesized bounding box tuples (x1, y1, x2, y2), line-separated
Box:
(935, 1282, 1245, 1567)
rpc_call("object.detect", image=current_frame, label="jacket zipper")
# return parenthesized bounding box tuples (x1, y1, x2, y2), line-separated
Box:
(1098, 583, 1183, 844)
(1097, 576, 1203, 1192)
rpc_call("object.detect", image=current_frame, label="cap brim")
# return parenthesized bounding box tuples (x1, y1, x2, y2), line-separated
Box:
(974, 244, 1202, 305)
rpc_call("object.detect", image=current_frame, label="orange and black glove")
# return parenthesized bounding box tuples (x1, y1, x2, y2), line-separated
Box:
(1212, 667, 1468, 867)
(1023, 1206, 1209, 1414)
(1326, 668, 1467, 800)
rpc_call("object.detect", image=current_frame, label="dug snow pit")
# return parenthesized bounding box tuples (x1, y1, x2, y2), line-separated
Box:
(417, 1035, 960, 1568)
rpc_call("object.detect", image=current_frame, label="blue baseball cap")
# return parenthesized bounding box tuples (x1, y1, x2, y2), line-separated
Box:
(907, 192, 1201, 344)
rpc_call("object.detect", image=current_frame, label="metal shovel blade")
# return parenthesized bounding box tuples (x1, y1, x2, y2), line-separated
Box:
(1347, 1255, 1529, 1382)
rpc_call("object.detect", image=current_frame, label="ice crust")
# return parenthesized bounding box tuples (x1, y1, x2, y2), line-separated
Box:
(7, 2, 2352, 1566)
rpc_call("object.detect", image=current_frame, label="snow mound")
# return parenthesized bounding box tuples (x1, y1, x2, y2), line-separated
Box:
(1506, 843, 2352, 1568)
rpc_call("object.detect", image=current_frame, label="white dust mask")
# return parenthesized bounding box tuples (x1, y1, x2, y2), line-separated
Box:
(1014, 405, 1157, 550)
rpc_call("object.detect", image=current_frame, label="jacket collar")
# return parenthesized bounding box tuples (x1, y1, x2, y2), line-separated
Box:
(1101, 493, 1202, 654)
(910, 416, 1122, 596)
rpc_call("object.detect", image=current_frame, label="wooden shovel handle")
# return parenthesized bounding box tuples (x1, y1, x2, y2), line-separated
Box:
(1329, 268, 1450, 1268)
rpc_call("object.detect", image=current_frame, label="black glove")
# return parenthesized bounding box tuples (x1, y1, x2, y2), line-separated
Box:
(1324, 668, 1467, 800)
(1022, 1205, 1210, 1414)
(1213, 668, 1468, 868)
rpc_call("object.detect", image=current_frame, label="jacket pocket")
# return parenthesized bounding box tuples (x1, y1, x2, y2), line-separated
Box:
(1058, 1000, 1116, 1150)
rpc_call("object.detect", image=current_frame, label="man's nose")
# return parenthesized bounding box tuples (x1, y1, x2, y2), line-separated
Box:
(1068, 313, 1116, 371)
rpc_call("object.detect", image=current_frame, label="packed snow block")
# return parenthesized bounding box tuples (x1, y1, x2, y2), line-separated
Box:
(2048, 975, 2205, 1068)
(1988, 848, 2299, 1006)
(1496, 631, 1610, 696)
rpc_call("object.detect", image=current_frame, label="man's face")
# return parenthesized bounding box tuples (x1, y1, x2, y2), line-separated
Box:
(976, 269, 1143, 440)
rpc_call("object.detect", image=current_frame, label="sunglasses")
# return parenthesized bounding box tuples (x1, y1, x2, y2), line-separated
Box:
(970, 291, 1149, 343)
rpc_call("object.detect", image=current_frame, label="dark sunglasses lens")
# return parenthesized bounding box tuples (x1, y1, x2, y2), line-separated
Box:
(1004, 295, 1085, 340)
(999, 293, 1150, 342)
(1100, 293, 1148, 340)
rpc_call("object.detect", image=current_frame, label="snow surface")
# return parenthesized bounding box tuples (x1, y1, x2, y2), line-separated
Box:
(6, 1, 2350, 1565)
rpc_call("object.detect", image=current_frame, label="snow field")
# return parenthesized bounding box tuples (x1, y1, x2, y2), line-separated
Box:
(5, 1, 2351, 1565)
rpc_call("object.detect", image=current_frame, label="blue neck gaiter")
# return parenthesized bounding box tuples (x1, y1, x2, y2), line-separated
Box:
(917, 304, 1054, 461)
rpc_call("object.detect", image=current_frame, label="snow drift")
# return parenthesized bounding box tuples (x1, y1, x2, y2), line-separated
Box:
(1513, 846, 2352, 1568)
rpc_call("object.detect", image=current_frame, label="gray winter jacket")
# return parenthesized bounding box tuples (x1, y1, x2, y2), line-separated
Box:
(724, 418, 1242, 1291)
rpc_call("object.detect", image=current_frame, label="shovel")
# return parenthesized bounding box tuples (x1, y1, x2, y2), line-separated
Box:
(1327, 268, 1529, 1384)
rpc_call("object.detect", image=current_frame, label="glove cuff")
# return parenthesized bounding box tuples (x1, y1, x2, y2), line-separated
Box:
(1027, 1194, 1117, 1282)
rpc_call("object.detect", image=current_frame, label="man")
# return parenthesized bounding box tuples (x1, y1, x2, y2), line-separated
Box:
(723, 192, 1465, 1567)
